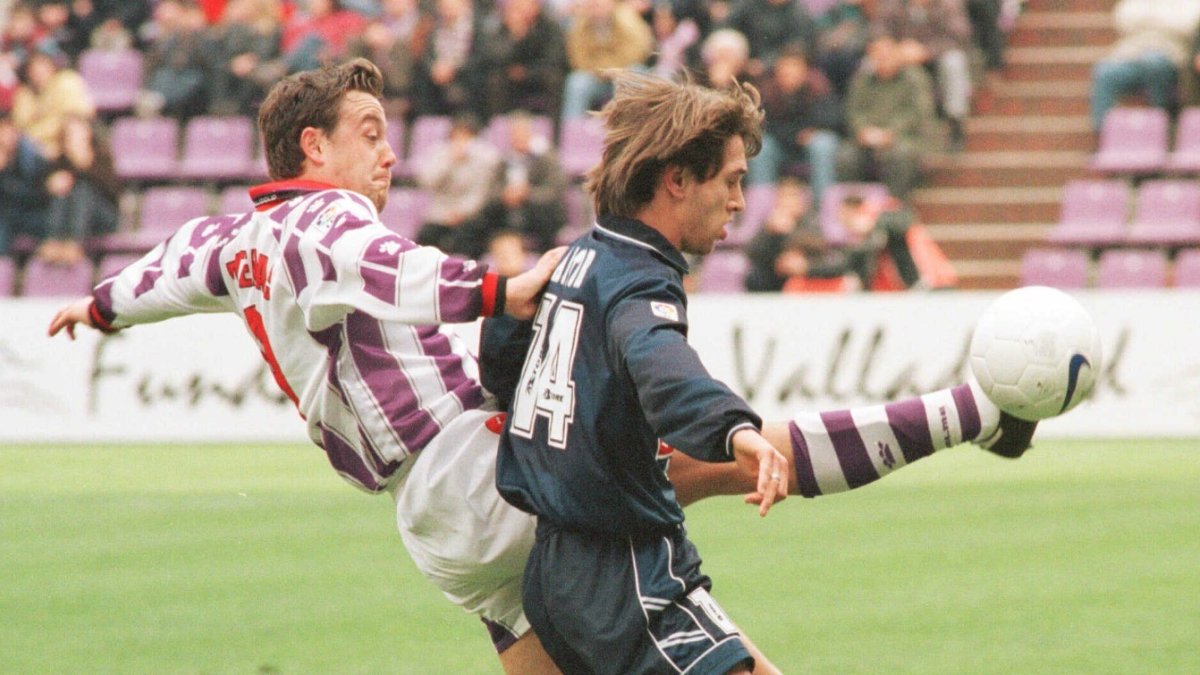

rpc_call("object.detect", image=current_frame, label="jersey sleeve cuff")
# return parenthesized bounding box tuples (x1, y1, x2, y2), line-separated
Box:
(482, 272, 507, 317)
(724, 421, 760, 458)
(88, 298, 118, 334)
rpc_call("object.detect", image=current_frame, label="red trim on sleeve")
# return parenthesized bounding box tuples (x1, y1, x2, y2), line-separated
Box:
(88, 300, 117, 334)
(481, 272, 502, 317)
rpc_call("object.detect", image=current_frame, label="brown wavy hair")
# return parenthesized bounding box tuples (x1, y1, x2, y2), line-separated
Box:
(258, 58, 385, 180)
(585, 71, 763, 218)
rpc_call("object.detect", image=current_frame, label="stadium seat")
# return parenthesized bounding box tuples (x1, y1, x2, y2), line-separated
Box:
(559, 185, 594, 245)
(724, 183, 779, 249)
(101, 186, 211, 253)
(97, 253, 144, 282)
(78, 48, 143, 114)
(177, 116, 257, 182)
(396, 115, 452, 179)
(1019, 248, 1089, 288)
(1173, 248, 1200, 287)
(217, 185, 253, 215)
(1126, 180, 1200, 246)
(819, 182, 889, 246)
(377, 188, 431, 239)
(1166, 107, 1200, 174)
(484, 114, 555, 154)
(1096, 249, 1168, 288)
(697, 250, 750, 293)
(1090, 107, 1169, 175)
(558, 115, 606, 179)
(21, 258, 95, 298)
(0, 256, 15, 296)
(110, 116, 179, 181)
(1045, 179, 1130, 247)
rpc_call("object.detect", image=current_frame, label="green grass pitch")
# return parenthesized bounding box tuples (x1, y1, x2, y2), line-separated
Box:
(2, 439, 1198, 674)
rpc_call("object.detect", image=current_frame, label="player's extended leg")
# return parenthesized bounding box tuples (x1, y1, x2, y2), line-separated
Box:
(499, 632, 561, 675)
(672, 381, 1036, 504)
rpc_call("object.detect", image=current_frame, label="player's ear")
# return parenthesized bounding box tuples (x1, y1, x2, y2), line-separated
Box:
(663, 165, 688, 200)
(299, 126, 325, 166)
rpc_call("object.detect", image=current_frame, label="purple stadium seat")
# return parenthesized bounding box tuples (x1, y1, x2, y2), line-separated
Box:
(697, 250, 750, 293)
(102, 187, 210, 253)
(1126, 180, 1200, 246)
(1172, 248, 1200, 287)
(819, 182, 889, 246)
(1096, 248, 1168, 288)
(377, 188, 431, 239)
(1019, 248, 1090, 288)
(110, 116, 179, 181)
(724, 183, 779, 248)
(1090, 107, 1169, 175)
(21, 258, 95, 298)
(396, 116, 452, 179)
(484, 114, 554, 154)
(97, 253, 144, 282)
(79, 48, 143, 113)
(1167, 107, 1200, 174)
(178, 116, 257, 181)
(558, 115, 606, 179)
(217, 185, 253, 215)
(1045, 179, 1130, 246)
(559, 185, 594, 245)
(0, 256, 16, 296)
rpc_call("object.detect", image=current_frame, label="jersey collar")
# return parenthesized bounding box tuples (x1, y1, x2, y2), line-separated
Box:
(594, 214, 689, 275)
(248, 179, 339, 211)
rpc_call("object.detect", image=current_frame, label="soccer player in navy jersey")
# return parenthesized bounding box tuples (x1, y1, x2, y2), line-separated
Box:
(492, 71, 1035, 675)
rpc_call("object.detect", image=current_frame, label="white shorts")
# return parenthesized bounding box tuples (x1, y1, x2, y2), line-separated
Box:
(392, 409, 537, 649)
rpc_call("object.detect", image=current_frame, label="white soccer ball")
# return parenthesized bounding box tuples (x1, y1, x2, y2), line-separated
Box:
(969, 286, 1103, 421)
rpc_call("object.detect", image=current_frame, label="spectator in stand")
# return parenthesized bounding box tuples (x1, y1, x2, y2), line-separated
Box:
(35, 115, 119, 265)
(344, 0, 429, 119)
(61, 0, 151, 54)
(813, 0, 870, 96)
(138, 0, 211, 120)
(415, 113, 501, 258)
(837, 34, 936, 200)
(279, 0, 368, 72)
(832, 191, 922, 290)
(745, 178, 834, 292)
(748, 44, 841, 208)
(1, 2, 51, 63)
(647, 1, 703, 81)
(721, 0, 816, 79)
(411, 0, 486, 117)
(1090, 0, 1200, 132)
(0, 111, 50, 255)
(966, 0, 1005, 72)
(486, 228, 534, 276)
(559, 0, 654, 123)
(697, 27, 750, 89)
(205, 0, 283, 116)
(480, 0, 567, 119)
(479, 111, 567, 254)
(872, 0, 973, 151)
(11, 44, 94, 159)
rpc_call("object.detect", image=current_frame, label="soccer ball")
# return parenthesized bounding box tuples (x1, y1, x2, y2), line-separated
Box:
(969, 286, 1102, 421)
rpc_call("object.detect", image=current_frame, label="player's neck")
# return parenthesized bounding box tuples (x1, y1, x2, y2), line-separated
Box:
(632, 196, 683, 250)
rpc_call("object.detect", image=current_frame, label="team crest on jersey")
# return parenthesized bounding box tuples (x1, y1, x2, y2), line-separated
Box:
(313, 205, 341, 233)
(650, 301, 679, 322)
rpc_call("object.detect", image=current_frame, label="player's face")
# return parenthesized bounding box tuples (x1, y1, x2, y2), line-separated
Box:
(321, 90, 397, 212)
(678, 136, 747, 256)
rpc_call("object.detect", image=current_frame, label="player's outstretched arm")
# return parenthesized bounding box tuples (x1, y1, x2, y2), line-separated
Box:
(47, 296, 95, 340)
(503, 247, 565, 320)
(730, 428, 789, 516)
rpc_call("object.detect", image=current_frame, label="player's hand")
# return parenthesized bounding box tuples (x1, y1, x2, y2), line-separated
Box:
(504, 246, 566, 320)
(47, 296, 95, 340)
(731, 428, 789, 516)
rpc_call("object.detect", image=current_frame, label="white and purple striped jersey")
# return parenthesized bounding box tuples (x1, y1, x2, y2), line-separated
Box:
(89, 180, 507, 492)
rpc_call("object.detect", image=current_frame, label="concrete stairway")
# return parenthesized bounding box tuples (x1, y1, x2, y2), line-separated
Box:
(915, 0, 1117, 288)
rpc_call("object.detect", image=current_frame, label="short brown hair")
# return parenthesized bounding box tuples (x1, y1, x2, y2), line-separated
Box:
(586, 71, 763, 218)
(258, 58, 384, 180)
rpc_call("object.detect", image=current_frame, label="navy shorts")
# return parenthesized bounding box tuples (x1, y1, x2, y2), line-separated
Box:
(522, 520, 753, 675)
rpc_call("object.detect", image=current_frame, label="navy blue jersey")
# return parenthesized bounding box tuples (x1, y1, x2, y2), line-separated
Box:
(495, 215, 761, 535)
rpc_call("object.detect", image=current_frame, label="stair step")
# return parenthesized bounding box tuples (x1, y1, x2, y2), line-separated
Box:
(927, 163, 1089, 188)
(950, 260, 1023, 289)
(1024, 0, 1117, 13)
(1014, 11, 1113, 29)
(913, 187, 1062, 224)
(925, 223, 1052, 259)
(964, 115, 1093, 152)
(1005, 46, 1109, 66)
(1009, 24, 1115, 48)
(1004, 60, 1094, 82)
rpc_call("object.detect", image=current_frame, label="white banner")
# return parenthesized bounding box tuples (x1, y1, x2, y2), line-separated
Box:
(2, 291, 1197, 442)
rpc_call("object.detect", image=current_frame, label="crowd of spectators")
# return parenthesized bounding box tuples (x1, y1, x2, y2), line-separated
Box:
(0, 0, 1020, 294)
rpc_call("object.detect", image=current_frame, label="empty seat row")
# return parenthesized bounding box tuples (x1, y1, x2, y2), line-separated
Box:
(1048, 179, 1200, 248)
(1092, 107, 1200, 176)
(1021, 248, 1200, 289)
